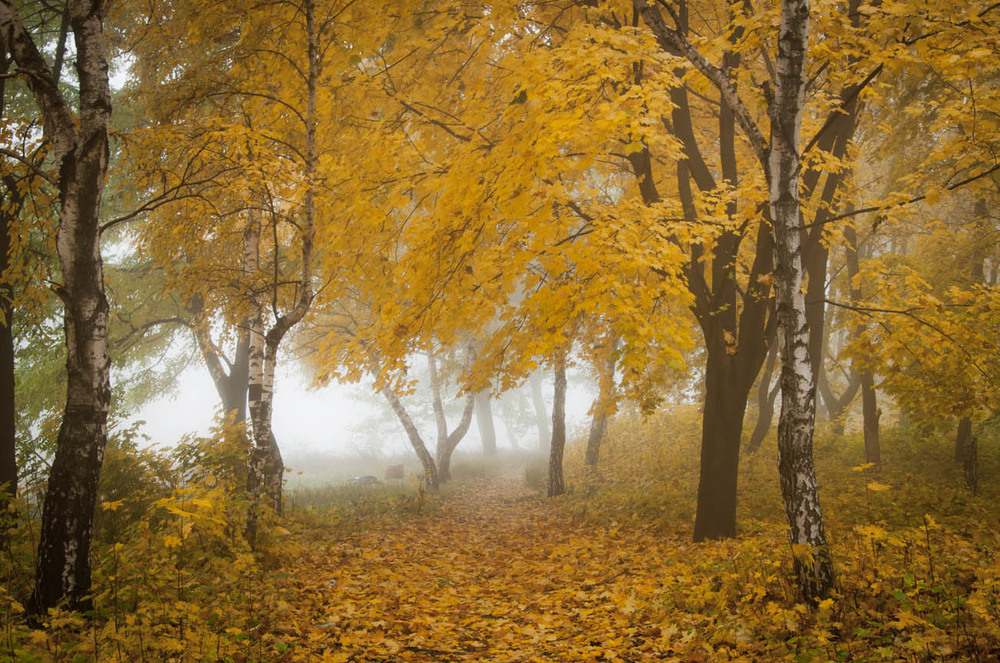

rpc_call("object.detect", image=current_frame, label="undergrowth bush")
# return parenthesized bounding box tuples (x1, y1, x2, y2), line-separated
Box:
(0, 420, 388, 662)
(560, 404, 1000, 660)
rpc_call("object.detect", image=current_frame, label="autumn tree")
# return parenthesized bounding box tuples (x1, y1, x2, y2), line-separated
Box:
(636, 0, 838, 598)
(1, 0, 114, 613)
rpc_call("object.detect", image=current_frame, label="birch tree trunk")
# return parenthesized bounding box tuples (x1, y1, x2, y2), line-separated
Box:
(383, 389, 439, 489)
(245, 0, 317, 526)
(1, 0, 113, 614)
(769, 0, 834, 601)
(548, 354, 568, 497)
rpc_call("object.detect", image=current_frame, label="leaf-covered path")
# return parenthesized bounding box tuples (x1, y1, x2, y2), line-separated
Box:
(281, 474, 690, 662)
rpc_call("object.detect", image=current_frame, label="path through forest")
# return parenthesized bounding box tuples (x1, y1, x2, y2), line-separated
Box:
(281, 472, 694, 662)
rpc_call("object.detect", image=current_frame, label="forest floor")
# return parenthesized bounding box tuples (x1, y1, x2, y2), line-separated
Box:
(280, 470, 688, 662)
(6, 412, 1000, 661)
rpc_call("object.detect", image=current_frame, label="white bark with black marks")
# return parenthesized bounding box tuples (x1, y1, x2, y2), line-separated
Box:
(1, 0, 113, 614)
(245, 0, 318, 523)
(769, 0, 834, 602)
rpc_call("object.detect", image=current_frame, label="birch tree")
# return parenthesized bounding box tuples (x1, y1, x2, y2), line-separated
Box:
(636, 0, 834, 599)
(0, 0, 114, 613)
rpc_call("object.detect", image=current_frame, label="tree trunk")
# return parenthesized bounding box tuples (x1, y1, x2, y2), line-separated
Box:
(0, 50, 16, 500)
(963, 433, 978, 496)
(0, 270, 13, 498)
(746, 339, 780, 456)
(770, 0, 834, 602)
(1, 0, 114, 615)
(190, 300, 251, 426)
(427, 350, 449, 451)
(475, 390, 497, 456)
(624, 27, 772, 542)
(817, 368, 860, 437)
(435, 392, 475, 483)
(383, 389, 439, 490)
(426, 346, 477, 481)
(585, 336, 619, 466)
(245, 0, 318, 529)
(693, 344, 753, 539)
(955, 416, 972, 463)
(529, 370, 550, 452)
(222, 329, 251, 423)
(548, 355, 567, 497)
(845, 222, 881, 469)
(860, 372, 880, 467)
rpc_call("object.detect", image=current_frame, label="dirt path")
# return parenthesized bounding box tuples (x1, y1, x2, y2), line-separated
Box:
(284, 472, 691, 662)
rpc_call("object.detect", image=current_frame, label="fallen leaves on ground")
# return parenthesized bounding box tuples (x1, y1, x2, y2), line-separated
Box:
(280, 473, 694, 662)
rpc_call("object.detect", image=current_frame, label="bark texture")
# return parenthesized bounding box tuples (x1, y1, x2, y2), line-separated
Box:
(769, 0, 834, 602)
(1, 0, 114, 614)
(548, 356, 568, 498)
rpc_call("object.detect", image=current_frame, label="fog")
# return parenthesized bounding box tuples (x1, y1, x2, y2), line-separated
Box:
(133, 358, 600, 464)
